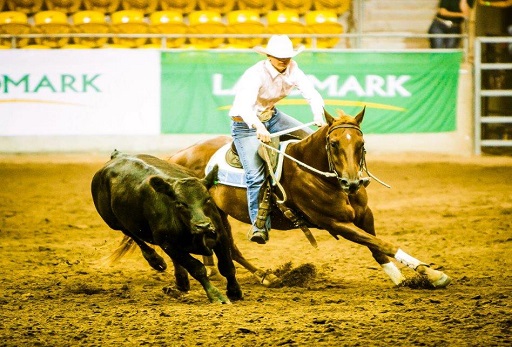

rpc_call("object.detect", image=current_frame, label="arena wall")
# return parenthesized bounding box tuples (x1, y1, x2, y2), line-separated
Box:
(0, 50, 473, 155)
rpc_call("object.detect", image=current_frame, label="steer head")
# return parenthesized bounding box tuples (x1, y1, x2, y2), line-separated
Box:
(148, 165, 221, 256)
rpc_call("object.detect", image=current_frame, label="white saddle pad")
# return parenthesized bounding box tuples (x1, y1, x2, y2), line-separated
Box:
(205, 140, 297, 188)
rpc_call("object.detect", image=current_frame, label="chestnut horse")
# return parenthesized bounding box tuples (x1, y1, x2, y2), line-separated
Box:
(169, 108, 451, 288)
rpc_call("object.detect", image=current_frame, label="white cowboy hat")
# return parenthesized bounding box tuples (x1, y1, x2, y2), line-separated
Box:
(254, 35, 304, 58)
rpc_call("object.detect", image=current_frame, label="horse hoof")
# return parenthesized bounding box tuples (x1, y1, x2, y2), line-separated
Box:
(416, 265, 452, 289)
(253, 270, 281, 288)
(431, 273, 452, 288)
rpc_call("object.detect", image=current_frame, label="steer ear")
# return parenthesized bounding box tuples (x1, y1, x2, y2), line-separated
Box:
(203, 164, 219, 189)
(149, 176, 176, 200)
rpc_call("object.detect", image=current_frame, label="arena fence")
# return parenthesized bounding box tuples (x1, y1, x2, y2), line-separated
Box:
(473, 36, 512, 155)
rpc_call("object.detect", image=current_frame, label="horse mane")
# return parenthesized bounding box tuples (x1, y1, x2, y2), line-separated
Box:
(334, 109, 360, 127)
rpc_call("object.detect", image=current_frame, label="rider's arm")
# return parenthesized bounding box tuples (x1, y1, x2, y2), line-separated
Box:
(291, 62, 326, 126)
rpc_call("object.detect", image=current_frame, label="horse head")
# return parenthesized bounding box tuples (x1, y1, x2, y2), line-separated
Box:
(324, 107, 367, 194)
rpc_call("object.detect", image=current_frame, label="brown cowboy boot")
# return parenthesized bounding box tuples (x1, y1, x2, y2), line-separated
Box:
(250, 181, 272, 244)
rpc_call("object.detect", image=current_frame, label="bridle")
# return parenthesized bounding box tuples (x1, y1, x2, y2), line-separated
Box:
(325, 123, 367, 189)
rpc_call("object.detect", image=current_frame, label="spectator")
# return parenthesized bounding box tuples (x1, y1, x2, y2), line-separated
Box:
(428, 0, 475, 48)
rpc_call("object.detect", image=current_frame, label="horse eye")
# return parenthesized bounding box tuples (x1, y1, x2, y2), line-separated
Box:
(330, 140, 339, 149)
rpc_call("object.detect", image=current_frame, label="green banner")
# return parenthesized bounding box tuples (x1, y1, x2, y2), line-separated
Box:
(161, 51, 462, 134)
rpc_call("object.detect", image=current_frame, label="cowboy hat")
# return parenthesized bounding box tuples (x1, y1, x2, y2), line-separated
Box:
(254, 35, 304, 58)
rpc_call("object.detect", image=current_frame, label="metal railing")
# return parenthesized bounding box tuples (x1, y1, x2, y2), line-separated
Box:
(473, 36, 512, 155)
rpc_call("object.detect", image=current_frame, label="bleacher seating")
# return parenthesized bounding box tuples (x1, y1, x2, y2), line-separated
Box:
(120, 0, 157, 15)
(305, 10, 342, 48)
(313, 0, 350, 16)
(0, 10, 31, 47)
(266, 10, 304, 46)
(225, 9, 264, 48)
(0, 0, 350, 50)
(111, 9, 149, 47)
(148, 10, 187, 48)
(22, 43, 51, 48)
(72, 10, 110, 47)
(197, 0, 235, 15)
(45, 0, 83, 14)
(236, 0, 273, 15)
(275, 0, 312, 15)
(187, 10, 226, 48)
(82, 0, 120, 14)
(32, 10, 73, 48)
(6, 0, 43, 15)
(159, 0, 196, 14)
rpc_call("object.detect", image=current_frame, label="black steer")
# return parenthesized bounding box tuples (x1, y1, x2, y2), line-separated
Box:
(91, 150, 242, 304)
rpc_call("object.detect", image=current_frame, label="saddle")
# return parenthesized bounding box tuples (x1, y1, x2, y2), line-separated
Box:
(224, 135, 318, 248)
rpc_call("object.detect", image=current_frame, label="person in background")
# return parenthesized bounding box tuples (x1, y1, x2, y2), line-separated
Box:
(229, 35, 325, 245)
(428, 0, 475, 48)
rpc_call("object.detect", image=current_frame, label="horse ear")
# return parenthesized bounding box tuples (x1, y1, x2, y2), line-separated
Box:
(203, 164, 218, 189)
(324, 108, 336, 125)
(355, 106, 366, 125)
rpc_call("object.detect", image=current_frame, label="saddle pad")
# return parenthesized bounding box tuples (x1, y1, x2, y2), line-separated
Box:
(205, 140, 297, 188)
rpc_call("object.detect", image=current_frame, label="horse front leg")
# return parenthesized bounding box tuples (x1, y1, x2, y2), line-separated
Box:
(330, 221, 451, 288)
(356, 209, 405, 286)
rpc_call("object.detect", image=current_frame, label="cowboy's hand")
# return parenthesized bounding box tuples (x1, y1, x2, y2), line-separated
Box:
(253, 123, 271, 143)
(314, 114, 326, 127)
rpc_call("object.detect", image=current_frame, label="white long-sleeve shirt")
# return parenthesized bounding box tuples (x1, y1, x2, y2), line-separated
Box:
(229, 59, 325, 128)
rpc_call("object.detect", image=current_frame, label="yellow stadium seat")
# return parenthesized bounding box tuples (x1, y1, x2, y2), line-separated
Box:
(159, 0, 196, 14)
(305, 10, 342, 48)
(266, 10, 305, 46)
(197, 0, 235, 14)
(6, 0, 43, 14)
(111, 9, 149, 48)
(275, 0, 312, 15)
(226, 10, 264, 48)
(0, 11, 31, 48)
(148, 10, 187, 48)
(236, 0, 273, 15)
(101, 42, 132, 48)
(188, 10, 226, 49)
(313, 0, 350, 16)
(83, 0, 120, 14)
(22, 44, 51, 48)
(61, 43, 90, 48)
(33, 10, 73, 48)
(0, 45, 12, 49)
(120, 0, 157, 15)
(72, 10, 111, 48)
(44, 0, 83, 14)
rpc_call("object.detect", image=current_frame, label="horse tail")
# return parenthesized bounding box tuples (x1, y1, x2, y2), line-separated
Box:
(107, 236, 136, 264)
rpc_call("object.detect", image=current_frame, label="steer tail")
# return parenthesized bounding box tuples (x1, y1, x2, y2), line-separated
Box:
(107, 236, 137, 265)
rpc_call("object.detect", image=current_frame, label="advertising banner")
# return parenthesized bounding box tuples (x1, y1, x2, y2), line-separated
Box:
(161, 51, 462, 134)
(0, 50, 161, 136)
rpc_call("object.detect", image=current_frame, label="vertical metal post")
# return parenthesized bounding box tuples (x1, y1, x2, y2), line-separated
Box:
(473, 38, 482, 155)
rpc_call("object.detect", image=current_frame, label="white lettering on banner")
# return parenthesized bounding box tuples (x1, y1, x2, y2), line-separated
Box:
(0, 74, 101, 93)
(212, 74, 412, 97)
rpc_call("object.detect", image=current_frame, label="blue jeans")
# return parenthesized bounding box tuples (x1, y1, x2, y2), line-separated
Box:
(428, 18, 461, 49)
(231, 108, 313, 230)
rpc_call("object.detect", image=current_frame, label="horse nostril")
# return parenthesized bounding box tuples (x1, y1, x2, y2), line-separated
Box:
(340, 178, 349, 186)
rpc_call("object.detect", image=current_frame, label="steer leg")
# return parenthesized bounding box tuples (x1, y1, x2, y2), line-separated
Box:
(212, 237, 243, 301)
(164, 247, 231, 304)
(121, 231, 167, 272)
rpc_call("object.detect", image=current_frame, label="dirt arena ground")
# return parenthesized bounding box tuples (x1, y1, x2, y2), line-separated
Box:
(0, 151, 511, 347)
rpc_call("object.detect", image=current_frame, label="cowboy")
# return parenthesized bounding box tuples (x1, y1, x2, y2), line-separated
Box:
(229, 34, 326, 245)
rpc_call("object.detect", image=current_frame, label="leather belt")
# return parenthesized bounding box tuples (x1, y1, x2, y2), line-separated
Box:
(231, 107, 275, 123)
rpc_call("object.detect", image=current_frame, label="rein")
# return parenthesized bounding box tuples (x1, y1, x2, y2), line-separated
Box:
(260, 122, 391, 189)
